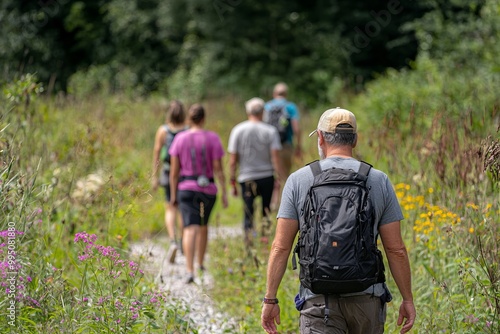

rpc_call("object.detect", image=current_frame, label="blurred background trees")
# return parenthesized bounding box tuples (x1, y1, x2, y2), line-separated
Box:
(0, 0, 499, 103)
(0, 0, 497, 104)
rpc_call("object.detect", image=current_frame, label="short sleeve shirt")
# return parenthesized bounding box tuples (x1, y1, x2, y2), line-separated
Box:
(169, 130, 224, 195)
(278, 156, 404, 300)
(227, 120, 282, 182)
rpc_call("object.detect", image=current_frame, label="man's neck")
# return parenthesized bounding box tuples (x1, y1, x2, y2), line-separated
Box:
(248, 114, 263, 122)
(324, 147, 353, 159)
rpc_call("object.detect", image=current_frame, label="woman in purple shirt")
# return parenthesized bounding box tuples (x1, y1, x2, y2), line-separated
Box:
(169, 104, 228, 283)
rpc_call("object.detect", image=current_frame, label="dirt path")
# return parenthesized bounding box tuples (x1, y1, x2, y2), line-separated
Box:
(130, 226, 243, 333)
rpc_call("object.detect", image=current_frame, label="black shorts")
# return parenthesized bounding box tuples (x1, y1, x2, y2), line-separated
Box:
(163, 184, 171, 202)
(178, 190, 217, 227)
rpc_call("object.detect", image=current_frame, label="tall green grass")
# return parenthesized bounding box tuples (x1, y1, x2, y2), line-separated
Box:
(0, 76, 207, 333)
(1, 67, 498, 333)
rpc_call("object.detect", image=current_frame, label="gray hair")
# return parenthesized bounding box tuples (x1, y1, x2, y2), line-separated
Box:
(321, 130, 357, 147)
(245, 97, 265, 115)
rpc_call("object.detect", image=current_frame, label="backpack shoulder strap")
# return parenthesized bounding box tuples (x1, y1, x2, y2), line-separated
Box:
(308, 160, 322, 177)
(162, 125, 170, 144)
(357, 161, 372, 181)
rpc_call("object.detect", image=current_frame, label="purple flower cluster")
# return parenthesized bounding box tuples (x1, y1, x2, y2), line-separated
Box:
(74, 232, 97, 244)
(74, 231, 144, 277)
(71, 231, 175, 328)
(145, 290, 168, 307)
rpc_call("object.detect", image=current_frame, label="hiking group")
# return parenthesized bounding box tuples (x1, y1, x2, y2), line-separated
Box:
(152, 83, 416, 333)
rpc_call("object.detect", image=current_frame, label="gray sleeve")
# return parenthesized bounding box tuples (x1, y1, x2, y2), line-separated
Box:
(277, 166, 315, 221)
(227, 127, 238, 154)
(277, 175, 300, 221)
(270, 128, 282, 151)
(378, 175, 404, 226)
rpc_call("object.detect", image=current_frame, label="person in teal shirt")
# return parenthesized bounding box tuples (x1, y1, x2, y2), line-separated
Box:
(264, 82, 302, 210)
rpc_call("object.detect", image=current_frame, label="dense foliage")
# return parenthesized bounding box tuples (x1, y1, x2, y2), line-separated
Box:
(1, 0, 487, 103)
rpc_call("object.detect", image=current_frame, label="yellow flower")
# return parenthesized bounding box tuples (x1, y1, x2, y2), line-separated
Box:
(466, 202, 479, 210)
(395, 183, 408, 190)
(428, 188, 434, 193)
(469, 227, 474, 234)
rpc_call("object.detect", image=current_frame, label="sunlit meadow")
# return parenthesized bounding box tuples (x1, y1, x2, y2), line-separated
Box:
(1, 73, 498, 333)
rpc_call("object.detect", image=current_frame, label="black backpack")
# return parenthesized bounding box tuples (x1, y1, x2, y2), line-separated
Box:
(265, 104, 291, 144)
(292, 161, 385, 295)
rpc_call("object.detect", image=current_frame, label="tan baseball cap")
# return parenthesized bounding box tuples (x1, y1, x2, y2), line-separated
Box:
(308, 107, 357, 137)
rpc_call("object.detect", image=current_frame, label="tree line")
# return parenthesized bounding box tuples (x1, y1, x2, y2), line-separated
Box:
(0, 0, 492, 103)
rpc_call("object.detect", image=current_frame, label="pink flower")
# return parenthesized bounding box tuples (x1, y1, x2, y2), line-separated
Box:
(74, 232, 97, 244)
(0, 230, 24, 238)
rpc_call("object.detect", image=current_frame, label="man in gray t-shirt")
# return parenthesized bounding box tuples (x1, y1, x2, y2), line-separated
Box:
(228, 98, 283, 245)
(261, 108, 416, 334)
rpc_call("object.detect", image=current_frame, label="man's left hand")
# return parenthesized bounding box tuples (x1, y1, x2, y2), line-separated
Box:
(261, 304, 281, 334)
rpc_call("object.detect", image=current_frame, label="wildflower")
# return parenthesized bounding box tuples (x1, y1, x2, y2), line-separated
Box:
(466, 202, 479, 210)
(74, 232, 97, 244)
(96, 245, 120, 260)
(26, 296, 41, 308)
(111, 270, 122, 279)
(395, 183, 407, 190)
(78, 254, 91, 261)
(469, 227, 474, 234)
(465, 314, 479, 324)
(0, 230, 24, 238)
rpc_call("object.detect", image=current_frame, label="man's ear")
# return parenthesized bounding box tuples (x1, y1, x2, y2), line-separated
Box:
(318, 131, 324, 146)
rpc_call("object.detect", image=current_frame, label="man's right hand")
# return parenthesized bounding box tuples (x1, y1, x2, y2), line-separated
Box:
(397, 300, 416, 333)
(231, 179, 238, 197)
